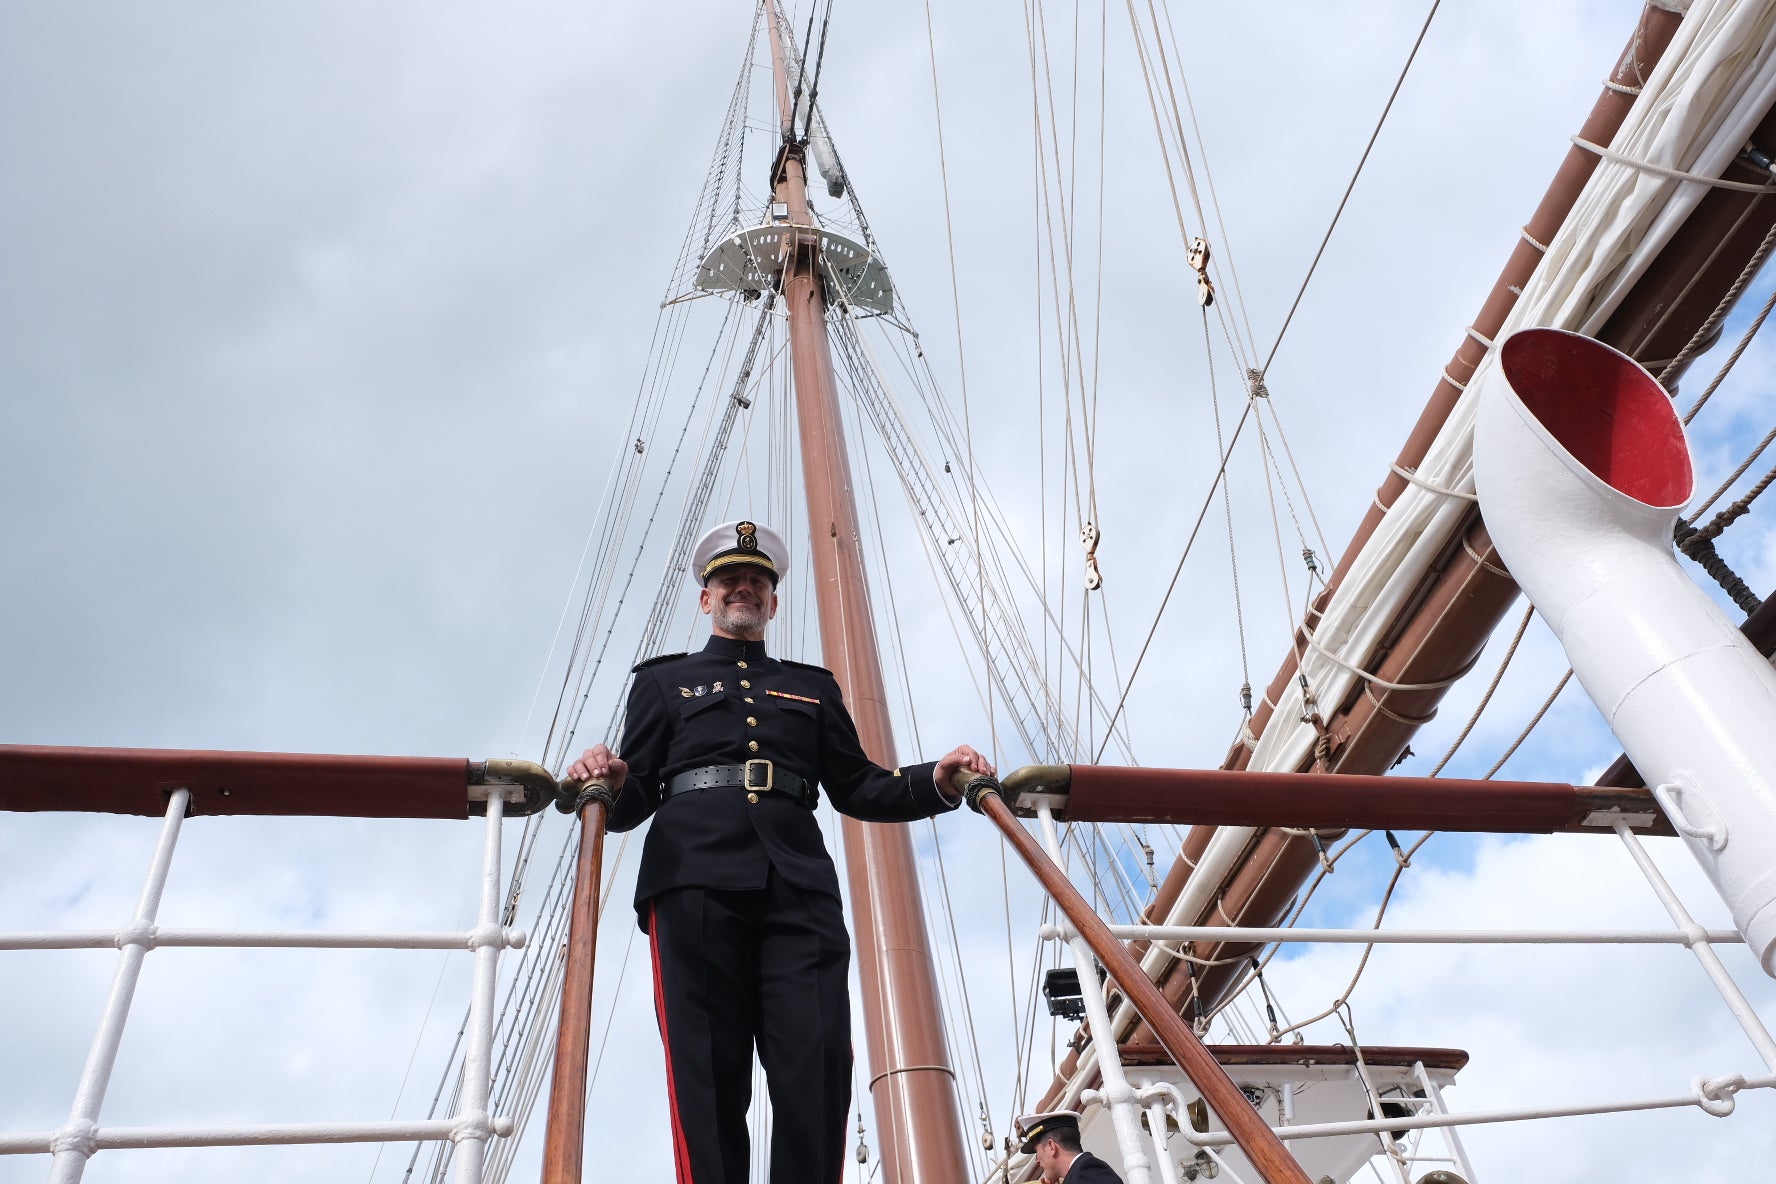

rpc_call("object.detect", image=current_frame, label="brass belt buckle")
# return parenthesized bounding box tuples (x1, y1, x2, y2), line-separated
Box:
(744, 758, 773, 804)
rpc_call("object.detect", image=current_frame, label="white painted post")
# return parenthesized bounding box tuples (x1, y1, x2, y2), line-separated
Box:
(1612, 820, 1776, 1072)
(48, 788, 190, 1184)
(1036, 803, 1153, 1184)
(451, 793, 507, 1184)
(1412, 1060, 1476, 1183)
(1141, 1095, 1182, 1184)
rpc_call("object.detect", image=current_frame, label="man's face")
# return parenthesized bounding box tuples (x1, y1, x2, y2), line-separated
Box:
(700, 566, 778, 639)
(1033, 1136, 1064, 1182)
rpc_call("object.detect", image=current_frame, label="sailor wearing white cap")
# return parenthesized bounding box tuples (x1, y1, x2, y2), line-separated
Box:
(1016, 1111, 1123, 1184)
(570, 519, 995, 1184)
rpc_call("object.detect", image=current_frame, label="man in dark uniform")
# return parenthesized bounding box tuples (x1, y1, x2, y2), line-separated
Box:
(569, 519, 994, 1184)
(1017, 1111, 1125, 1184)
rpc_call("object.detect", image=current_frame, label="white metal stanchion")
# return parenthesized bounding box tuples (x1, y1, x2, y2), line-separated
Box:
(1035, 802, 1154, 1184)
(452, 792, 509, 1184)
(1141, 1094, 1182, 1184)
(1413, 1060, 1477, 1183)
(1611, 818, 1776, 1072)
(16, 787, 525, 1180)
(47, 788, 190, 1184)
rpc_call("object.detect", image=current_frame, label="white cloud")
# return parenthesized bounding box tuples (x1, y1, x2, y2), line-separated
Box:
(1262, 832, 1776, 1181)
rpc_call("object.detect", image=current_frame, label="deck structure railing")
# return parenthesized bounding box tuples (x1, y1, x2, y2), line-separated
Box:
(9, 754, 1776, 1183)
(0, 747, 551, 1184)
(968, 765, 1776, 1184)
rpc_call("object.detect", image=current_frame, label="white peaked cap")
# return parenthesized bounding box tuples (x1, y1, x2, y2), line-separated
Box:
(689, 520, 789, 587)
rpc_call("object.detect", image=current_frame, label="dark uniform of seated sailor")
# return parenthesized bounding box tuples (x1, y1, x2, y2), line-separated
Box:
(570, 519, 995, 1184)
(1018, 1111, 1124, 1184)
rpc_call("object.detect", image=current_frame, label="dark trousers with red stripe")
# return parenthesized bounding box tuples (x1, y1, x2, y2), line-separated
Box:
(647, 870, 853, 1184)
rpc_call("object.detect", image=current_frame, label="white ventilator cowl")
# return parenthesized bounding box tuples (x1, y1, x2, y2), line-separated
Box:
(1474, 327, 1776, 976)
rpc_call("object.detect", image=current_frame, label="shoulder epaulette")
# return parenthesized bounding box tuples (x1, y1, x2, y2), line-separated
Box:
(631, 652, 688, 673)
(780, 658, 833, 676)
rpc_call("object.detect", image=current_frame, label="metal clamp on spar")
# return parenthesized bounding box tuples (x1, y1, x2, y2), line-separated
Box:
(1473, 327, 1776, 976)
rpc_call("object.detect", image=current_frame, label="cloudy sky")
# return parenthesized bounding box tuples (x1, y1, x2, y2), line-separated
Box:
(4, 1, 1776, 1182)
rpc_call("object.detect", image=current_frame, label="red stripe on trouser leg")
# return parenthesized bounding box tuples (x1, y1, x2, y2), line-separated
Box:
(649, 901, 696, 1184)
(835, 1047, 854, 1184)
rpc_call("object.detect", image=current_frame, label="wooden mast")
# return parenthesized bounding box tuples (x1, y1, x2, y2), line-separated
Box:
(763, 6, 972, 1183)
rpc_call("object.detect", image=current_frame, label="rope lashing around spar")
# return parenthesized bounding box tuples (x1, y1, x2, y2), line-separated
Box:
(1301, 633, 1483, 693)
(1570, 136, 1776, 194)
(1388, 463, 1478, 501)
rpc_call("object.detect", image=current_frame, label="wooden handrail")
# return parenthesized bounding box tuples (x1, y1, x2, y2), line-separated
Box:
(541, 785, 612, 1183)
(974, 787, 1312, 1184)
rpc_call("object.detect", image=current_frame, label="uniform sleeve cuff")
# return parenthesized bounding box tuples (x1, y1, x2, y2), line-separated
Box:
(925, 763, 963, 812)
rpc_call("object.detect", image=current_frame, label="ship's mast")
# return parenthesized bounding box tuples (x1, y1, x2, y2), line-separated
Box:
(763, 5, 972, 1182)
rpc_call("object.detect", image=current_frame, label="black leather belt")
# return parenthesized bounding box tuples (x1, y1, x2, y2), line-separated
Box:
(665, 760, 817, 808)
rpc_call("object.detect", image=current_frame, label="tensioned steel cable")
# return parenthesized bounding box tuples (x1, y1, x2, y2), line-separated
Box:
(427, 22, 800, 1182)
(1026, 1, 1113, 760)
(553, 298, 760, 769)
(1259, 0, 1442, 378)
(434, 145, 775, 1184)
(1093, 402, 1254, 762)
(852, 400, 1004, 1155)
(800, 0, 837, 143)
(837, 303, 1144, 763)
(1203, 304, 1253, 711)
(549, 298, 741, 770)
(1154, 0, 1257, 363)
(830, 314, 1069, 759)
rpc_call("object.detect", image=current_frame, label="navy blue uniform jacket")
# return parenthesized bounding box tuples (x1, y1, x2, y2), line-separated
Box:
(608, 635, 958, 918)
(1063, 1152, 1124, 1184)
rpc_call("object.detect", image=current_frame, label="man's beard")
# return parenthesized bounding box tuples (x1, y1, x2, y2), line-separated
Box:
(713, 596, 766, 636)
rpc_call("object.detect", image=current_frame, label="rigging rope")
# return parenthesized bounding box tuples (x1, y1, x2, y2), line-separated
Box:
(1482, 670, 1574, 781)
(1154, 0, 1258, 362)
(1683, 284, 1776, 444)
(1203, 307, 1253, 714)
(853, 378, 1002, 1151)
(1092, 403, 1254, 761)
(1654, 206, 1776, 391)
(549, 297, 744, 771)
(1427, 603, 1534, 777)
(1259, 0, 1442, 378)
(800, 0, 837, 143)
(829, 290, 1124, 762)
